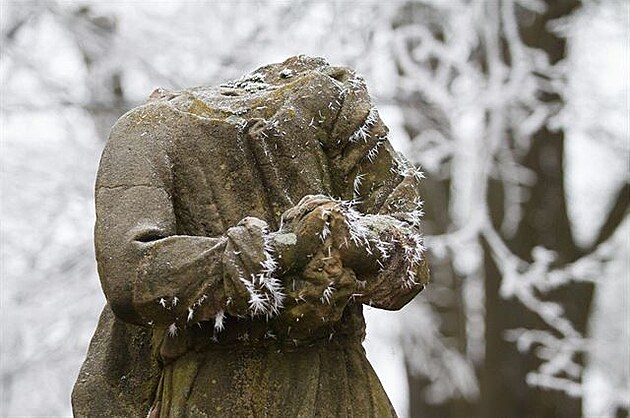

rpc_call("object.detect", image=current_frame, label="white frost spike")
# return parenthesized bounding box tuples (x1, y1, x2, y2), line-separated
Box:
(259, 225, 285, 313)
(249, 289, 270, 316)
(352, 124, 370, 143)
(375, 238, 394, 260)
(186, 294, 208, 324)
(241, 276, 268, 316)
(404, 269, 419, 289)
(194, 294, 208, 308)
(171, 296, 179, 307)
(407, 210, 424, 227)
(343, 207, 371, 248)
(214, 310, 226, 332)
(401, 232, 426, 288)
(320, 222, 331, 242)
(393, 156, 425, 181)
(321, 283, 335, 304)
(403, 233, 426, 265)
(266, 118, 280, 132)
(366, 140, 383, 163)
(349, 107, 379, 143)
(347, 74, 366, 91)
(237, 223, 285, 319)
(353, 173, 365, 198)
(167, 323, 178, 337)
(261, 258, 277, 275)
(325, 196, 425, 290)
(158, 298, 167, 308)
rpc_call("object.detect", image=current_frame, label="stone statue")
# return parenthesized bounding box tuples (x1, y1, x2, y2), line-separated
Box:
(72, 56, 429, 417)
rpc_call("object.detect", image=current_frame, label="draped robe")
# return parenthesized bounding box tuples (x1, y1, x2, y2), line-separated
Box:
(72, 56, 429, 417)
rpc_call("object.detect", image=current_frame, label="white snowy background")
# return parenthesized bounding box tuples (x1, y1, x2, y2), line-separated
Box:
(1, 1, 628, 417)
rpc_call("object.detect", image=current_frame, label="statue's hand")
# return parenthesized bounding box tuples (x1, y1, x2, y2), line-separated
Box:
(270, 195, 339, 273)
(276, 242, 358, 339)
(270, 195, 389, 282)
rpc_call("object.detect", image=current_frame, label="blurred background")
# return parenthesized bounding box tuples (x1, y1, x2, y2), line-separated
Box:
(1, 1, 628, 417)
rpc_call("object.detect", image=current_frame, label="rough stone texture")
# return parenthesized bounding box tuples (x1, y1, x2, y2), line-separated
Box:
(73, 55, 429, 417)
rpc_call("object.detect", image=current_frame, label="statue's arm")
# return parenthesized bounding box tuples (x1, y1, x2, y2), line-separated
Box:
(324, 72, 429, 310)
(95, 104, 282, 328)
(349, 161, 430, 311)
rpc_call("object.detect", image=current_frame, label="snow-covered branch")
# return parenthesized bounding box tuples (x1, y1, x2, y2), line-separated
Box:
(392, 0, 627, 406)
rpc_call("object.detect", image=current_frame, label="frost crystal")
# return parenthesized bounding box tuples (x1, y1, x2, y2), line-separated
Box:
(214, 310, 226, 332)
(186, 294, 208, 323)
(316, 196, 426, 291)
(346, 74, 366, 92)
(392, 155, 425, 181)
(187, 307, 194, 323)
(349, 107, 379, 143)
(259, 225, 285, 313)
(366, 139, 384, 163)
(352, 173, 365, 198)
(342, 204, 371, 248)
(241, 277, 268, 316)
(239, 225, 285, 320)
(320, 222, 331, 242)
(401, 232, 426, 288)
(375, 238, 394, 260)
(157, 296, 179, 310)
(167, 323, 178, 337)
(320, 283, 335, 304)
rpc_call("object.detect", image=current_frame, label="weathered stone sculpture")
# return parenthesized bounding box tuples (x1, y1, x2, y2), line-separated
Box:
(72, 56, 429, 417)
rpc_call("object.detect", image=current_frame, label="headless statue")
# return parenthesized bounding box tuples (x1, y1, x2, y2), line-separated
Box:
(72, 56, 429, 417)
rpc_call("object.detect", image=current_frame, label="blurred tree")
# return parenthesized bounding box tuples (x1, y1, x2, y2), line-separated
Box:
(1, 1, 627, 416)
(390, 1, 628, 417)
(483, 1, 584, 416)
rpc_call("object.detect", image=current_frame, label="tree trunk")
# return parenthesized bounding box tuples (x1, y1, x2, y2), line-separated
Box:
(481, 1, 587, 417)
(405, 1, 587, 417)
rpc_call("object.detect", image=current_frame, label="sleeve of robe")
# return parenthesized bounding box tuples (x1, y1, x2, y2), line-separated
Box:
(323, 67, 430, 310)
(94, 102, 284, 329)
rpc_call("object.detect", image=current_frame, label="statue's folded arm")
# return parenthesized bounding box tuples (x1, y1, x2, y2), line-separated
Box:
(94, 105, 283, 330)
(318, 73, 430, 311)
